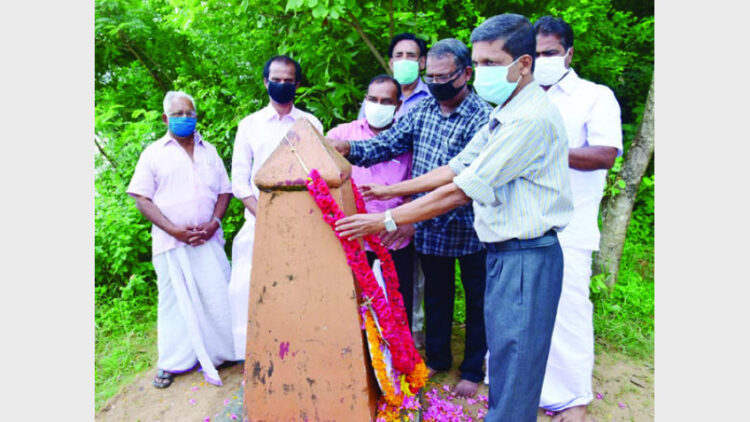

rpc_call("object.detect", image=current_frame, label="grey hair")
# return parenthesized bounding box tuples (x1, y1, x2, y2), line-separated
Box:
(426, 38, 472, 70)
(163, 91, 196, 115)
(470, 14, 536, 64)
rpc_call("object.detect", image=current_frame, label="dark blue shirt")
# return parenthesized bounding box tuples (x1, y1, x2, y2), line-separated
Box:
(348, 91, 493, 257)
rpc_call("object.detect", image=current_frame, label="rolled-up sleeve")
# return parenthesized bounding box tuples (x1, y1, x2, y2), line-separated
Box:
(586, 86, 623, 155)
(127, 149, 155, 199)
(454, 118, 546, 205)
(231, 119, 255, 200)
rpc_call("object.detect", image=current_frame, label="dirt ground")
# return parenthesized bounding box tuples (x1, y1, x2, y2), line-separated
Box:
(96, 330, 653, 422)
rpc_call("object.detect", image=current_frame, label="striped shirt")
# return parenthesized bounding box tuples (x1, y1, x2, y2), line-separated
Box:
(449, 81, 574, 243)
(348, 91, 493, 257)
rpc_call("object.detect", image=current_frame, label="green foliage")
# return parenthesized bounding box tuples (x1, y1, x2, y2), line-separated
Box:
(95, 274, 158, 410)
(94, 0, 654, 407)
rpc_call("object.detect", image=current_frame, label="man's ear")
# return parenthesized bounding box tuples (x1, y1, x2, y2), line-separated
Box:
(263, 77, 269, 90)
(162, 113, 169, 125)
(418, 56, 426, 71)
(519, 54, 534, 76)
(295, 80, 301, 89)
(395, 99, 403, 113)
(463, 66, 473, 81)
(565, 47, 574, 68)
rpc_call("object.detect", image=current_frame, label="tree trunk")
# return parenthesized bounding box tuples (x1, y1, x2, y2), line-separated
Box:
(593, 77, 654, 287)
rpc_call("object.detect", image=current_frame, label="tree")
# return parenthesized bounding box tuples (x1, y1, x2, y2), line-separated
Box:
(594, 77, 654, 286)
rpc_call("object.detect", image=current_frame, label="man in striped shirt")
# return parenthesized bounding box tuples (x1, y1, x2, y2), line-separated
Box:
(328, 38, 493, 397)
(335, 14, 574, 421)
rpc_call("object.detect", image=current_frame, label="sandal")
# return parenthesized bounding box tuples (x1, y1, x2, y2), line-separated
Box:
(152, 369, 175, 389)
(217, 360, 241, 370)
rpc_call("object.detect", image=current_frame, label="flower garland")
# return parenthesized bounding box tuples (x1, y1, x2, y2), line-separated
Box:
(304, 169, 428, 420)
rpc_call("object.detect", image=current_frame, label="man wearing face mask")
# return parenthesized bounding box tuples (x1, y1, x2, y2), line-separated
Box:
(327, 38, 493, 398)
(531, 16, 623, 422)
(333, 14, 574, 420)
(229, 55, 324, 362)
(127, 91, 236, 389)
(358, 33, 432, 121)
(327, 74, 416, 329)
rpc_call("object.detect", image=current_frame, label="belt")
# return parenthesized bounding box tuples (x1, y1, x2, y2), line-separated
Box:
(483, 229, 558, 252)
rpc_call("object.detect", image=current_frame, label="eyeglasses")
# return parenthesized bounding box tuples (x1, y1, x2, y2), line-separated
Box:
(169, 111, 197, 118)
(424, 68, 462, 84)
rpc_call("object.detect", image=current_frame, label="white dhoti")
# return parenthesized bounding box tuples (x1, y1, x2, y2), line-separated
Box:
(539, 246, 595, 410)
(228, 213, 255, 361)
(152, 241, 235, 386)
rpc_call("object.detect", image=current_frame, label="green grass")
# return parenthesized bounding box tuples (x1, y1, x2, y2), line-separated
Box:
(591, 236, 654, 359)
(95, 274, 158, 411)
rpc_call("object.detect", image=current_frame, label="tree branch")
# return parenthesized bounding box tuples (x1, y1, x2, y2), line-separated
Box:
(95, 134, 118, 170)
(343, 10, 391, 74)
(117, 30, 168, 91)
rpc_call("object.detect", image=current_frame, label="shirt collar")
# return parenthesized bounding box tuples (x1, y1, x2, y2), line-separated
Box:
(427, 90, 480, 117)
(261, 103, 301, 122)
(162, 131, 205, 147)
(552, 67, 579, 94)
(490, 80, 546, 125)
(356, 118, 377, 137)
(409, 78, 430, 98)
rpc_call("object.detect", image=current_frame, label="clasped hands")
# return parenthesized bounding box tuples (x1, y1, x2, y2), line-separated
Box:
(171, 219, 220, 246)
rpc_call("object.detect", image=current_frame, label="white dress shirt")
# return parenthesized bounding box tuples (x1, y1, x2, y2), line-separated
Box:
(231, 104, 324, 216)
(546, 69, 623, 251)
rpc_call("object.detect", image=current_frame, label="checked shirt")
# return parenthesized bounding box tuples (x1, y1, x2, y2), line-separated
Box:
(348, 92, 493, 257)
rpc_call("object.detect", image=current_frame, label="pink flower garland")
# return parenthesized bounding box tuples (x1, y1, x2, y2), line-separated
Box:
(303, 169, 422, 376)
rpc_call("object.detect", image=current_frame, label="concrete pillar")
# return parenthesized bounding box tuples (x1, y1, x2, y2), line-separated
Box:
(243, 118, 378, 421)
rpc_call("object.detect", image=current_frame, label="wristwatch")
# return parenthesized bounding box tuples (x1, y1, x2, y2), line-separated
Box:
(384, 210, 397, 232)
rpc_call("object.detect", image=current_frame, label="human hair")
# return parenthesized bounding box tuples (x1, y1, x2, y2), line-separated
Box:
(262, 55, 302, 83)
(470, 14, 537, 70)
(367, 74, 402, 100)
(387, 33, 428, 58)
(426, 38, 472, 70)
(163, 91, 196, 115)
(533, 16, 574, 50)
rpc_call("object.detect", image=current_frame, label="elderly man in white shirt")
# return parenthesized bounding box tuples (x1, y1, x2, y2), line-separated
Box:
(229, 55, 324, 361)
(532, 16, 623, 422)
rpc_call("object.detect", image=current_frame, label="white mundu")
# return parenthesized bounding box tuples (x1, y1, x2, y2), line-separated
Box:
(539, 68, 623, 411)
(229, 104, 323, 361)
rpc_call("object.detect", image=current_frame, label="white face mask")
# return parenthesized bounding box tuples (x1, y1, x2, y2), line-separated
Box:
(364, 100, 397, 129)
(534, 49, 571, 86)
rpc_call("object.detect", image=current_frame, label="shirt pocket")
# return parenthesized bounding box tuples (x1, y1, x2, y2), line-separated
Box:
(195, 160, 220, 194)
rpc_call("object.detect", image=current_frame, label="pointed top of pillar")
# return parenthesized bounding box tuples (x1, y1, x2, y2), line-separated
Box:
(254, 118, 352, 190)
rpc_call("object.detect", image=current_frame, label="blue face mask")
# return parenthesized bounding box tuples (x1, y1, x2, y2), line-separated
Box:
(169, 116, 197, 137)
(473, 57, 522, 106)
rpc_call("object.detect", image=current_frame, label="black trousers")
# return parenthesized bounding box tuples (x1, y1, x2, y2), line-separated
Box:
(419, 249, 488, 383)
(366, 242, 416, 330)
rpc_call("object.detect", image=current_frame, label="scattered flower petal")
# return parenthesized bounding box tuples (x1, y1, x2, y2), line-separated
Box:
(191, 386, 199, 392)
(189, 398, 196, 406)
(596, 393, 604, 400)
(230, 412, 239, 420)
(203, 418, 210, 422)
(546, 410, 555, 416)
(618, 402, 627, 408)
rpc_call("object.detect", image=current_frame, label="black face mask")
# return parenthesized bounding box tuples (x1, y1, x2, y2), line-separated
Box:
(267, 81, 296, 104)
(427, 72, 465, 101)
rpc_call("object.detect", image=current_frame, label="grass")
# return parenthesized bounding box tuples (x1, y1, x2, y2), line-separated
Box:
(95, 274, 158, 411)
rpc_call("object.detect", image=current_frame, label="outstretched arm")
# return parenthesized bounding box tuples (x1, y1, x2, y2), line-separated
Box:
(336, 182, 470, 240)
(360, 165, 456, 201)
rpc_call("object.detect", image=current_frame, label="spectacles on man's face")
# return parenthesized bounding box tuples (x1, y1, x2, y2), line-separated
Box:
(423, 68, 462, 84)
(169, 111, 197, 118)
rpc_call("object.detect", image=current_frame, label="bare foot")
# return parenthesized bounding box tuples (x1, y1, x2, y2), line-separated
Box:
(452, 379, 479, 398)
(427, 366, 439, 379)
(550, 405, 588, 422)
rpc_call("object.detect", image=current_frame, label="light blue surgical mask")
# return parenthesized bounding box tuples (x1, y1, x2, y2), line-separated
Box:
(473, 57, 522, 106)
(169, 116, 197, 137)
